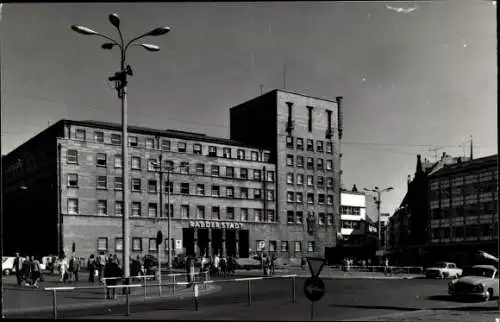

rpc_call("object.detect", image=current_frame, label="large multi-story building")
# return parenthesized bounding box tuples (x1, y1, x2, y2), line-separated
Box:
(427, 154, 498, 266)
(2, 89, 343, 261)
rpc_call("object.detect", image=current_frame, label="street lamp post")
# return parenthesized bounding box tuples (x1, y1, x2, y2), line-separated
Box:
(71, 14, 170, 282)
(364, 186, 394, 266)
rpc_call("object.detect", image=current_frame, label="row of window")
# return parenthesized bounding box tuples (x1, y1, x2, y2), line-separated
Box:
(286, 211, 334, 226)
(341, 220, 361, 229)
(66, 150, 275, 182)
(286, 136, 333, 154)
(97, 237, 174, 253)
(257, 239, 316, 253)
(73, 129, 270, 162)
(286, 191, 335, 205)
(429, 170, 498, 190)
(286, 173, 335, 187)
(340, 206, 362, 216)
(67, 198, 277, 222)
(69, 174, 275, 201)
(285, 155, 334, 170)
(430, 202, 497, 219)
(429, 182, 497, 200)
(430, 223, 499, 239)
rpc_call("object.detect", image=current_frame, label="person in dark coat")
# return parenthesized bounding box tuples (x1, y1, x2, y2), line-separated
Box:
(104, 257, 122, 300)
(13, 253, 23, 286)
(88, 254, 96, 283)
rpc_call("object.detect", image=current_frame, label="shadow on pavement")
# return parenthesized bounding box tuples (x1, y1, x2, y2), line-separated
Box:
(444, 305, 500, 312)
(426, 294, 495, 303)
(329, 304, 419, 312)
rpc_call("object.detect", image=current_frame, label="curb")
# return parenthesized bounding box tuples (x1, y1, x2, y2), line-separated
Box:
(3, 284, 220, 316)
(342, 309, 433, 321)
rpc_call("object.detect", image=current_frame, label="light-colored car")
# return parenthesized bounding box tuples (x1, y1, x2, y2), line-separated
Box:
(2, 256, 25, 276)
(425, 262, 462, 279)
(448, 265, 499, 301)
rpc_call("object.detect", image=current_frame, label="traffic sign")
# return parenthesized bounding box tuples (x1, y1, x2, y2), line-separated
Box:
(303, 277, 325, 302)
(306, 257, 326, 278)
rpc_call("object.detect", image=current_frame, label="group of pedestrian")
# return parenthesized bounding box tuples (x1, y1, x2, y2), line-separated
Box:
(58, 255, 81, 283)
(261, 253, 276, 276)
(13, 253, 42, 288)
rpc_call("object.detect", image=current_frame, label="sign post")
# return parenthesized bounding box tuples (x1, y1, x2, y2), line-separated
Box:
(156, 231, 163, 296)
(303, 257, 327, 321)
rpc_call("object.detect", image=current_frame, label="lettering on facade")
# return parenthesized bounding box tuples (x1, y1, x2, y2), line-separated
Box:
(188, 220, 243, 230)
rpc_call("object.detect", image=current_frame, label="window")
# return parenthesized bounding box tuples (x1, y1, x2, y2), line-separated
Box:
(240, 187, 248, 199)
(327, 214, 334, 226)
(68, 198, 79, 214)
(296, 138, 304, 150)
(263, 152, 270, 162)
(165, 204, 174, 218)
(223, 148, 232, 158)
(286, 173, 294, 184)
(307, 193, 315, 204)
(211, 165, 220, 176)
(297, 174, 304, 185)
(296, 192, 303, 203)
(254, 189, 262, 200)
(181, 205, 190, 218)
(114, 155, 123, 168)
(132, 238, 142, 251)
(132, 202, 141, 217)
(97, 238, 108, 252)
(212, 185, 220, 197)
(145, 138, 155, 149)
(307, 175, 314, 186)
(254, 209, 263, 222)
(306, 157, 314, 169)
(317, 176, 324, 187)
(253, 169, 262, 181)
(128, 136, 138, 147)
(267, 171, 275, 182)
(115, 238, 123, 251)
(267, 210, 275, 222)
(208, 146, 217, 157)
(161, 139, 171, 151)
(327, 195, 333, 205)
(111, 134, 121, 145)
(317, 141, 324, 153)
(295, 241, 302, 252)
(165, 181, 173, 194)
(326, 142, 333, 154)
(196, 163, 205, 175)
(67, 174, 78, 187)
(148, 203, 157, 217)
(67, 149, 78, 164)
(75, 129, 86, 141)
(149, 238, 157, 251)
(197, 205, 205, 219)
(251, 151, 259, 161)
(147, 159, 157, 172)
(241, 208, 249, 221)
(237, 149, 245, 160)
(94, 131, 104, 143)
(286, 136, 294, 148)
(131, 157, 141, 170)
(287, 191, 294, 203)
(226, 186, 234, 198)
(181, 183, 190, 195)
(227, 207, 235, 220)
(319, 213, 326, 226)
(307, 139, 314, 151)
(95, 153, 107, 167)
(97, 200, 107, 216)
(240, 168, 248, 179)
(307, 241, 315, 252)
(326, 160, 333, 170)
(317, 159, 324, 170)
(132, 178, 141, 192)
(115, 201, 123, 216)
(164, 160, 174, 171)
(327, 178, 333, 188)
(296, 211, 304, 224)
(269, 241, 277, 252)
(177, 142, 187, 153)
(281, 241, 289, 252)
(190, 143, 202, 155)
(226, 167, 234, 178)
(114, 177, 123, 190)
(180, 162, 189, 174)
(286, 155, 294, 166)
(97, 176, 107, 190)
(196, 184, 205, 196)
(267, 190, 275, 201)
(212, 207, 220, 220)
(318, 194, 325, 204)
(297, 156, 304, 168)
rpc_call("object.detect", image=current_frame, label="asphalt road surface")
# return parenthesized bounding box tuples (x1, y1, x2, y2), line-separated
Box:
(5, 277, 496, 320)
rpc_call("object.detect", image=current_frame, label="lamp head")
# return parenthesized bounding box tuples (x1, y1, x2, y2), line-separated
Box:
(71, 25, 98, 36)
(109, 13, 121, 28)
(140, 43, 160, 52)
(147, 26, 171, 36)
(101, 43, 115, 50)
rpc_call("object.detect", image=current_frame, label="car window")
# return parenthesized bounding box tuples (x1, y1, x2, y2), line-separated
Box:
(449, 264, 455, 268)
(436, 263, 447, 268)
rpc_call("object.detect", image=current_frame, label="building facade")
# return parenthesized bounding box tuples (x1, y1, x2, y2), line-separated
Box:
(3, 89, 343, 261)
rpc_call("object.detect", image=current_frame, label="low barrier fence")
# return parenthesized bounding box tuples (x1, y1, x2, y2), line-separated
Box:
(43, 273, 297, 319)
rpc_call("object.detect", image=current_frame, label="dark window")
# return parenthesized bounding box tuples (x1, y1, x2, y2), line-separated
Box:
(286, 136, 294, 148)
(67, 150, 78, 164)
(181, 183, 190, 195)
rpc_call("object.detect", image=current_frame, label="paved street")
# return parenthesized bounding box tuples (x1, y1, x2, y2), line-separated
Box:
(4, 275, 498, 320)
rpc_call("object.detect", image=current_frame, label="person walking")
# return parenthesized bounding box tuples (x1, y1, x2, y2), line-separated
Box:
(22, 256, 32, 287)
(59, 256, 69, 283)
(31, 256, 41, 288)
(88, 254, 96, 284)
(13, 253, 24, 286)
(104, 257, 122, 300)
(72, 255, 81, 282)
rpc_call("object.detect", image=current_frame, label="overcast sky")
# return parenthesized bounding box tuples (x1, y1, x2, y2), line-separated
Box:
(0, 1, 497, 214)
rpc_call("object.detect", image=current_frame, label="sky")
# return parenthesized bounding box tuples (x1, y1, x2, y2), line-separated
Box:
(0, 1, 497, 214)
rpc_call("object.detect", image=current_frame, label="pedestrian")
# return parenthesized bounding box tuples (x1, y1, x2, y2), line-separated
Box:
(22, 256, 32, 287)
(59, 256, 69, 283)
(213, 254, 220, 277)
(220, 256, 227, 278)
(31, 256, 41, 288)
(72, 255, 81, 282)
(13, 253, 24, 286)
(104, 257, 122, 300)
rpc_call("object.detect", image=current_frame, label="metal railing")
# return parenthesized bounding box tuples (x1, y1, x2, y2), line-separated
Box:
(43, 273, 297, 319)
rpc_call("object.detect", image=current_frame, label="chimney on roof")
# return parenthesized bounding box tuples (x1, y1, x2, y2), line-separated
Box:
(407, 174, 411, 188)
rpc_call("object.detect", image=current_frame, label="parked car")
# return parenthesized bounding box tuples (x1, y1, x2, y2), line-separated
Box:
(425, 262, 462, 279)
(448, 265, 499, 301)
(2, 257, 17, 276)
